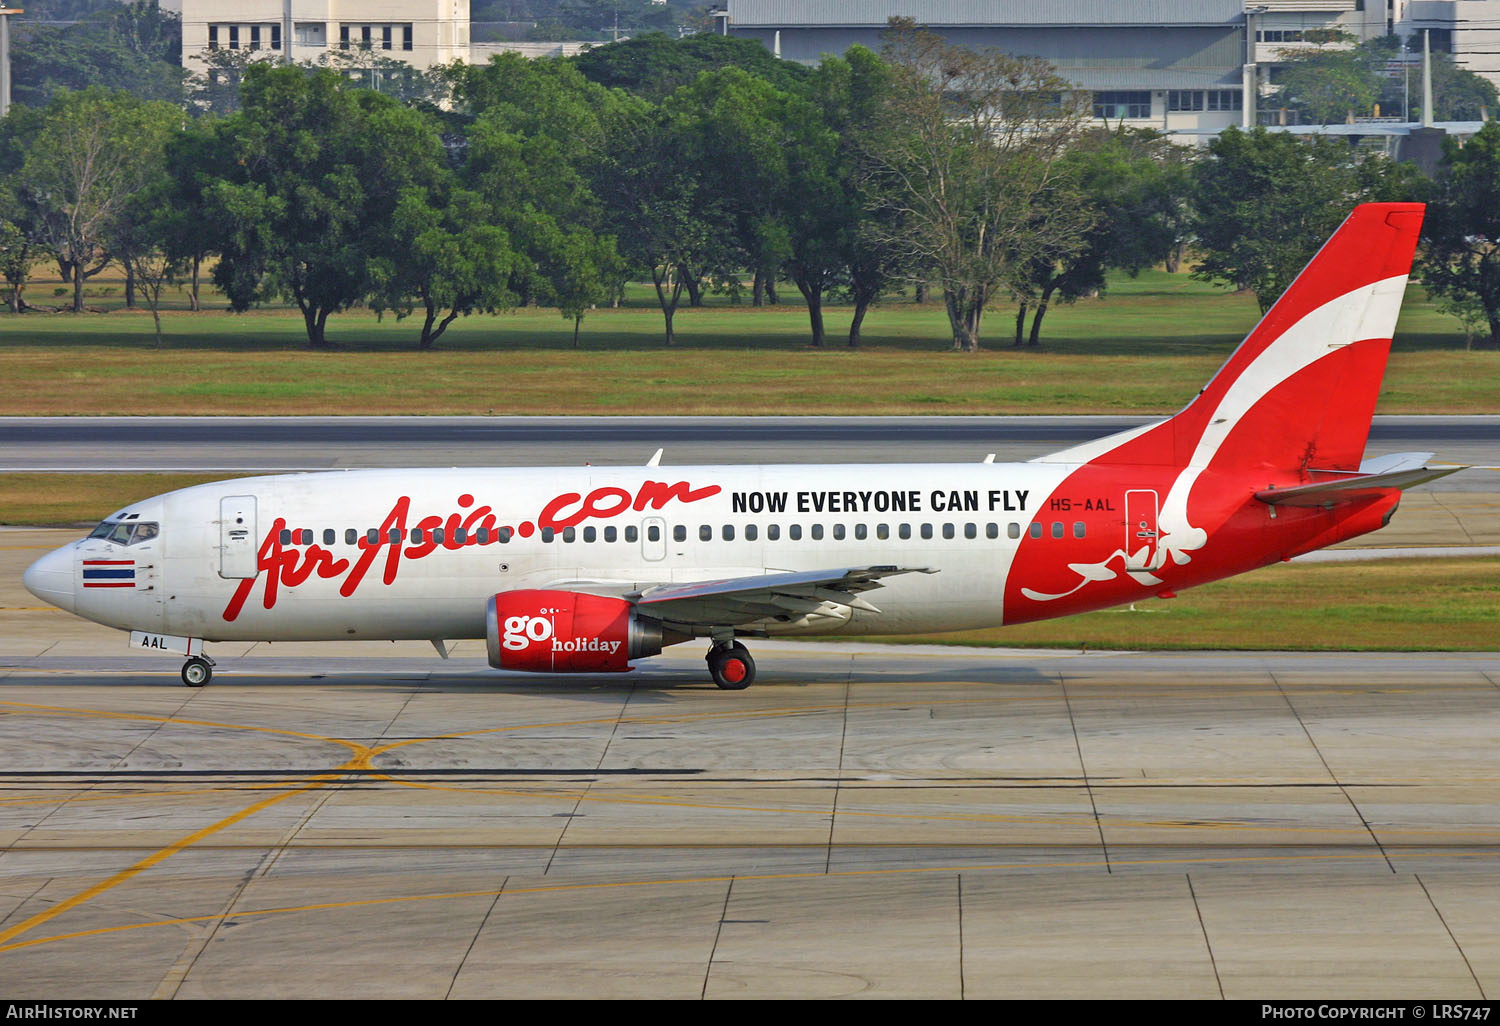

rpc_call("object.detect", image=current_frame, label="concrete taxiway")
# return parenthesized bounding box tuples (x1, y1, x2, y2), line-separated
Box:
(1, 535, 1498, 998)
(3, 415, 1498, 480)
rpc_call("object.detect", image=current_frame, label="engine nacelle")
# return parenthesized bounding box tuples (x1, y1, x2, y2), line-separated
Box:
(486, 589, 676, 673)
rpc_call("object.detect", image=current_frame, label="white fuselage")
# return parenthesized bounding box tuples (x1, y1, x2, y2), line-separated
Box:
(44, 462, 1082, 643)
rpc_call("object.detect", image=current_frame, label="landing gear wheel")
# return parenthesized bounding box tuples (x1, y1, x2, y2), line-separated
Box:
(707, 643, 755, 690)
(181, 657, 212, 688)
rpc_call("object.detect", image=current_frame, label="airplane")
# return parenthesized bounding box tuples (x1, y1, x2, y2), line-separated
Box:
(23, 202, 1462, 690)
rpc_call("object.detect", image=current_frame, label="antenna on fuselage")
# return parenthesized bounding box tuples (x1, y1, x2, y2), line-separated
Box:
(646, 448, 664, 467)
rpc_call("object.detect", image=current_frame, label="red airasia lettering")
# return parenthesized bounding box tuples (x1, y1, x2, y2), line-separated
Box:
(221, 480, 720, 620)
(223, 517, 352, 621)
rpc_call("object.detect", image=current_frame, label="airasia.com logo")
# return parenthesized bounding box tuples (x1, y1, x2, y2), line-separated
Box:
(503, 612, 621, 655)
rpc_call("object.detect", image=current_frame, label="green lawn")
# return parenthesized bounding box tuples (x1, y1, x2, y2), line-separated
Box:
(2, 268, 1493, 416)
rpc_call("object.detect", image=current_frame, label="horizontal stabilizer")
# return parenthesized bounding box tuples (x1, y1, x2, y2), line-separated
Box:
(1255, 462, 1464, 507)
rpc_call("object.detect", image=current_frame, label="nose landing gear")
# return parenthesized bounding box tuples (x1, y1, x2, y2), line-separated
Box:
(181, 655, 216, 688)
(707, 641, 755, 690)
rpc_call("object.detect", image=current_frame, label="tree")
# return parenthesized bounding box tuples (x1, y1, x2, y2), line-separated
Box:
(18, 87, 182, 313)
(602, 111, 732, 345)
(453, 52, 633, 343)
(860, 20, 1090, 351)
(369, 188, 524, 350)
(115, 179, 185, 345)
(810, 45, 904, 347)
(1011, 129, 1189, 347)
(1422, 120, 1500, 346)
(1192, 127, 1375, 312)
(572, 32, 812, 101)
(11, 2, 185, 108)
(1272, 45, 1381, 124)
(533, 224, 625, 347)
(207, 65, 446, 347)
(0, 214, 37, 314)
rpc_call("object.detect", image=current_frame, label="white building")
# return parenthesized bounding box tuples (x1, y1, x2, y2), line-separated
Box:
(711, 1, 1403, 140)
(1398, 0, 1500, 90)
(178, 1, 472, 75)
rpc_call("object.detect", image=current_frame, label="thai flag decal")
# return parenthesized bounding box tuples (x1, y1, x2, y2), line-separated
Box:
(82, 560, 136, 588)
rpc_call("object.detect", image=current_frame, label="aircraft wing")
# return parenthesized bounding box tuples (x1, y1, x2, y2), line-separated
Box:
(628, 565, 936, 630)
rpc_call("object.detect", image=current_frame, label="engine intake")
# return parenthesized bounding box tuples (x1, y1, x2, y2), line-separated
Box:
(486, 589, 683, 673)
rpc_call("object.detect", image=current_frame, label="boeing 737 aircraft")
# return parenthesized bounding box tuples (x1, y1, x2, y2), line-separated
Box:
(23, 203, 1460, 689)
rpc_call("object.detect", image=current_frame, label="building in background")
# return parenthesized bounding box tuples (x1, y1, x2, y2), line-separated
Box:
(709, 1, 1400, 140)
(177, 1, 473, 76)
(1397, 1, 1500, 90)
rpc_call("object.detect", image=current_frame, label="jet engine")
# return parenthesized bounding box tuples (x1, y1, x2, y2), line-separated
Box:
(486, 589, 685, 672)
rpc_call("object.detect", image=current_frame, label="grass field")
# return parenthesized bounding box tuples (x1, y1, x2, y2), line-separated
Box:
(3, 267, 1495, 416)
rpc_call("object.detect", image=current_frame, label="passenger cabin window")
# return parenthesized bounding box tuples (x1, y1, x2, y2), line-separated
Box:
(1030, 523, 1043, 539)
(790, 524, 802, 540)
(1052, 522, 1064, 539)
(562, 527, 575, 543)
(347, 528, 358, 545)
(625, 526, 638, 542)
(1009, 523, 1021, 539)
(700, 525, 712, 541)
(673, 525, 685, 542)
(942, 523, 955, 540)
(541, 528, 555, 542)
(810, 524, 824, 540)
(477, 527, 491, 544)
(833, 524, 845, 540)
(1074, 522, 1086, 538)
(280, 529, 292, 545)
(987, 523, 999, 539)
(768, 524, 780, 541)
(745, 524, 758, 541)
(585, 527, 597, 543)
(921, 524, 933, 540)
(604, 526, 617, 543)
(498, 527, 513, 543)
(647, 525, 660, 542)
(722, 525, 734, 541)
(899, 524, 911, 540)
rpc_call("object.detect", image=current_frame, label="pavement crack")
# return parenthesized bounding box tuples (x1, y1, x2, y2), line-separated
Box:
(1415, 873, 1486, 999)
(1187, 873, 1224, 999)
(545, 683, 635, 875)
(702, 876, 735, 1000)
(1060, 673, 1110, 873)
(1271, 671, 1395, 873)
(827, 676, 851, 875)
(446, 875, 507, 1000)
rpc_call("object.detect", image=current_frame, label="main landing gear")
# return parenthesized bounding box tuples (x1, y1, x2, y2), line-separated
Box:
(181, 655, 216, 688)
(707, 641, 755, 691)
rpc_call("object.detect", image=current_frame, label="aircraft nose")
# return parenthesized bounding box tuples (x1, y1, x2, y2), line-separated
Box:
(23, 547, 75, 614)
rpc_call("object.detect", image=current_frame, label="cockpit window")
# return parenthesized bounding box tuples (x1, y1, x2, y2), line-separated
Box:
(88, 520, 160, 546)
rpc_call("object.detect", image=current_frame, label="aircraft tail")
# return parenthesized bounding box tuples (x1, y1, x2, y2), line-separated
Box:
(1037, 202, 1425, 475)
